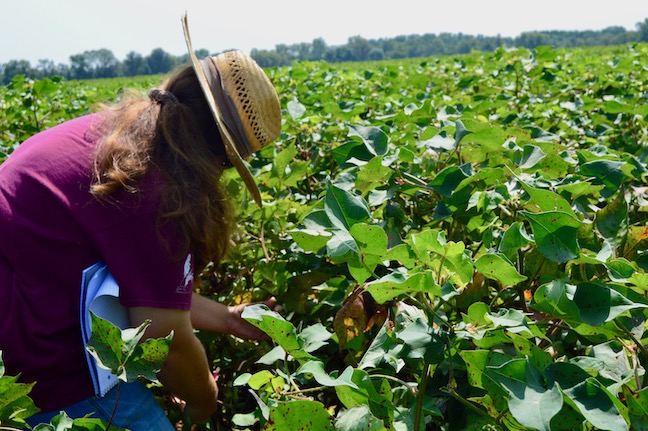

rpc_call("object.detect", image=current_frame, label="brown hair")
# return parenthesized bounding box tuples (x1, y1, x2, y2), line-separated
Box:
(91, 64, 234, 272)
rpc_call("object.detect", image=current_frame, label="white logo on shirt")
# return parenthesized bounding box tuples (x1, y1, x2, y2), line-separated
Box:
(177, 254, 193, 294)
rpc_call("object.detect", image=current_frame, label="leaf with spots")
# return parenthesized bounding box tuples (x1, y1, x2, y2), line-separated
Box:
(242, 304, 315, 364)
(572, 281, 648, 326)
(475, 253, 527, 286)
(488, 358, 563, 431)
(263, 400, 334, 431)
(520, 210, 581, 263)
(86, 312, 172, 383)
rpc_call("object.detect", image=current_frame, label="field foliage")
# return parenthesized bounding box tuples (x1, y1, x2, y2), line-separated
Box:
(1, 43, 648, 431)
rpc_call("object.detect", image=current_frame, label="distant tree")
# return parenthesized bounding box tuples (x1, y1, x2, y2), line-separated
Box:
(348, 36, 371, 61)
(311, 38, 328, 60)
(86, 49, 119, 78)
(638, 18, 648, 42)
(1, 60, 33, 84)
(69, 53, 91, 79)
(146, 48, 176, 74)
(123, 51, 149, 76)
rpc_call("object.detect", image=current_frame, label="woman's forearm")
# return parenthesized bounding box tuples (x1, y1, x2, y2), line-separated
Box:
(128, 306, 218, 422)
(191, 292, 232, 332)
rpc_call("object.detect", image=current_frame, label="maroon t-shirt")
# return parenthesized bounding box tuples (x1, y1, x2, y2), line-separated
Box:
(0, 114, 193, 411)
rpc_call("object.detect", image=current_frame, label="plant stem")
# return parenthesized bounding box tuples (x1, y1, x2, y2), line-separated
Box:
(413, 362, 431, 431)
(106, 382, 121, 431)
(369, 374, 418, 394)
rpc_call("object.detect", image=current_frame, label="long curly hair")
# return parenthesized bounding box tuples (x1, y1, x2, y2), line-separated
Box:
(91, 65, 234, 272)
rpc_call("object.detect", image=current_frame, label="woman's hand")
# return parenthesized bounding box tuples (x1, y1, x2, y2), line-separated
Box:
(225, 297, 281, 340)
(190, 293, 281, 340)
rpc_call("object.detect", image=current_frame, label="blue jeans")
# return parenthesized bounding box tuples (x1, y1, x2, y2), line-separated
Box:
(25, 381, 175, 430)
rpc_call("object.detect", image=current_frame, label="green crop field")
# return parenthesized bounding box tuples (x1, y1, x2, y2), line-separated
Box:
(1, 43, 648, 431)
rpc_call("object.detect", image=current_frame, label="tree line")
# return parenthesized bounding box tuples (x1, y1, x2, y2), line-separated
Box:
(2, 18, 647, 84)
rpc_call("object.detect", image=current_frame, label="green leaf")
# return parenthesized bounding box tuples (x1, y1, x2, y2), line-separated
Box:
(324, 183, 371, 231)
(516, 144, 547, 169)
(561, 378, 628, 431)
(347, 223, 389, 283)
(296, 361, 357, 388)
(498, 221, 532, 257)
(264, 400, 334, 431)
(521, 182, 576, 217)
(572, 282, 648, 326)
(595, 190, 629, 246)
(530, 279, 581, 323)
(0, 362, 38, 429)
(475, 253, 527, 286)
(623, 386, 648, 430)
(248, 370, 274, 390)
(86, 313, 172, 384)
(299, 323, 333, 353)
(289, 228, 332, 253)
(579, 160, 626, 198)
(241, 304, 315, 364)
(488, 358, 563, 431)
(453, 119, 473, 145)
(428, 164, 473, 197)
(520, 210, 581, 263)
(335, 405, 386, 431)
(394, 317, 444, 363)
(365, 270, 437, 304)
(347, 125, 389, 157)
(408, 229, 474, 284)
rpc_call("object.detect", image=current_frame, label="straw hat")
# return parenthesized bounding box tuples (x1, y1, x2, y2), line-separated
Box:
(181, 13, 282, 206)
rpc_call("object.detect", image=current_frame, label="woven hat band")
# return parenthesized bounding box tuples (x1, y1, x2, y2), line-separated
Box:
(200, 57, 255, 159)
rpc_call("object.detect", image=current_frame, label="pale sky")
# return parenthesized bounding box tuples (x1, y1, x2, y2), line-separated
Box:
(1, 0, 647, 65)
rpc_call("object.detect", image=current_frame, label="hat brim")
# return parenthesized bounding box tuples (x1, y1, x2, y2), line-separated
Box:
(181, 13, 263, 206)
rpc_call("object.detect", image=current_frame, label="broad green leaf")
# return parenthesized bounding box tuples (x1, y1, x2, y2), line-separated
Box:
(289, 228, 331, 253)
(488, 358, 562, 431)
(463, 302, 490, 326)
(428, 163, 474, 197)
(347, 125, 389, 157)
(475, 253, 527, 286)
(520, 210, 581, 263)
(572, 282, 648, 326)
(453, 119, 473, 145)
(241, 305, 315, 364)
(498, 221, 532, 259)
(86, 313, 172, 383)
(623, 386, 648, 430)
(487, 308, 529, 332)
(264, 400, 334, 431)
(605, 257, 636, 282)
(347, 223, 389, 283)
(579, 160, 627, 198)
(561, 378, 628, 431)
(595, 190, 629, 246)
(335, 370, 394, 419)
(324, 183, 370, 231)
(299, 323, 333, 353)
(356, 157, 392, 193)
(516, 144, 547, 169)
(0, 371, 38, 429)
(521, 182, 576, 217)
(530, 279, 581, 323)
(394, 317, 444, 363)
(335, 405, 386, 431)
(296, 361, 357, 388)
(248, 370, 274, 390)
(365, 270, 437, 304)
(408, 229, 474, 284)
(326, 229, 358, 263)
